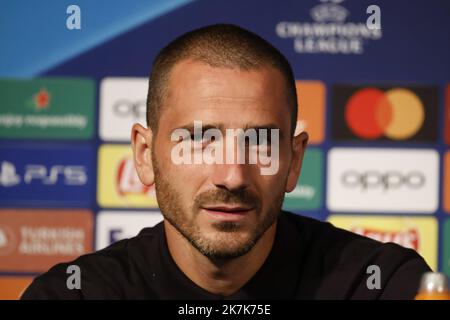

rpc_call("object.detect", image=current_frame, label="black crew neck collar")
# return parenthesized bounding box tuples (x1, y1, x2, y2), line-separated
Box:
(153, 211, 304, 299)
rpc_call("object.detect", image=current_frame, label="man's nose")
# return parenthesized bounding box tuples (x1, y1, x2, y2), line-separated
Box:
(211, 163, 249, 192)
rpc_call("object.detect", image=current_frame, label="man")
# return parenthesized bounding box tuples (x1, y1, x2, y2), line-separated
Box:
(22, 24, 430, 300)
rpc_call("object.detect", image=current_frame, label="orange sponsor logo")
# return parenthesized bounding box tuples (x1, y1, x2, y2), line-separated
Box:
(0, 209, 93, 273)
(444, 151, 450, 213)
(0, 276, 33, 300)
(295, 81, 325, 144)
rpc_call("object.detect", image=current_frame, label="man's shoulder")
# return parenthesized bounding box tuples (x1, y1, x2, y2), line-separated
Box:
(21, 223, 163, 299)
(281, 211, 379, 249)
(281, 211, 431, 299)
(282, 210, 418, 257)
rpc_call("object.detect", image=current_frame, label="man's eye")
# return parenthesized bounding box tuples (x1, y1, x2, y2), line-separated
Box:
(247, 133, 271, 146)
(188, 133, 218, 143)
(190, 134, 203, 142)
(257, 134, 271, 146)
(244, 136, 270, 147)
(188, 133, 212, 147)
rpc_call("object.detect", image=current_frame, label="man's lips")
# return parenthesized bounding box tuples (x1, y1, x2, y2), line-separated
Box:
(202, 205, 253, 212)
(201, 205, 254, 221)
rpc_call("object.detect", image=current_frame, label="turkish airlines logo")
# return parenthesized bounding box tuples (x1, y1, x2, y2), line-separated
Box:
(332, 85, 439, 142)
(0, 225, 16, 256)
(327, 148, 439, 213)
(0, 209, 93, 273)
(351, 227, 419, 250)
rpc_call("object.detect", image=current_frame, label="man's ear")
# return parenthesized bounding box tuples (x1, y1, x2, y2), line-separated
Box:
(285, 131, 308, 193)
(131, 123, 154, 186)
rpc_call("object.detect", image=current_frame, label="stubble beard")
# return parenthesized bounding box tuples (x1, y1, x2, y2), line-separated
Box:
(152, 154, 285, 260)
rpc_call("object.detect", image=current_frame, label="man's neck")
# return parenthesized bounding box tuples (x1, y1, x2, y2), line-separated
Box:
(164, 221, 277, 296)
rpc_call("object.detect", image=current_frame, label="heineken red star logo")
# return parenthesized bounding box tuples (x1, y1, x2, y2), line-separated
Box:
(33, 88, 51, 110)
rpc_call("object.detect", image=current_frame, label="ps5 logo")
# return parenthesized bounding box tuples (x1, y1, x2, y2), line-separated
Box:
(0, 162, 20, 187)
(0, 161, 87, 187)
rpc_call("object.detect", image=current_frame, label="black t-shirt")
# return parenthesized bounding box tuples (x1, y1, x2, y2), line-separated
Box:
(21, 211, 431, 300)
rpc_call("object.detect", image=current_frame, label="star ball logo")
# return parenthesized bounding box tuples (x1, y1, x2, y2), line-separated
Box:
(275, 0, 382, 55)
(331, 85, 439, 142)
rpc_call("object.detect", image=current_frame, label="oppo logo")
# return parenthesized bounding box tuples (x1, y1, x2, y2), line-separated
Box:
(112, 99, 146, 118)
(341, 170, 425, 190)
(0, 161, 87, 187)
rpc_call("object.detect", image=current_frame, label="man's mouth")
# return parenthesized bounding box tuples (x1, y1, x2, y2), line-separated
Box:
(201, 205, 254, 221)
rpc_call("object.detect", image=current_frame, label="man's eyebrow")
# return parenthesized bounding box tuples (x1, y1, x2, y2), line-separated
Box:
(242, 123, 284, 139)
(174, 122, 224, 133)
(172, 122, 284, 139)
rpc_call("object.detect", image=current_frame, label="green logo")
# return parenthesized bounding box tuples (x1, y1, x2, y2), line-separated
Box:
(443, 219, 450, 278)
(283, 148, 323, 210)
(0, 78, 94, 139)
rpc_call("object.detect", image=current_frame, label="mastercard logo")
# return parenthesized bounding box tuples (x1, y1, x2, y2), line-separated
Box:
(345, 88, 425, 140)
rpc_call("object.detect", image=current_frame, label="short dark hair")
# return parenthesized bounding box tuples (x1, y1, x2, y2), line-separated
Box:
(146, 23, 297, 135)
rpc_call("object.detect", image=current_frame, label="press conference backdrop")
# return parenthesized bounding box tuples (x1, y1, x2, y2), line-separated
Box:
(1, 0, 450, 299)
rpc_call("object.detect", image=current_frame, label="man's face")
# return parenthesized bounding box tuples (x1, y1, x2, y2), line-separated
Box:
(149, 60, 302, 259)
